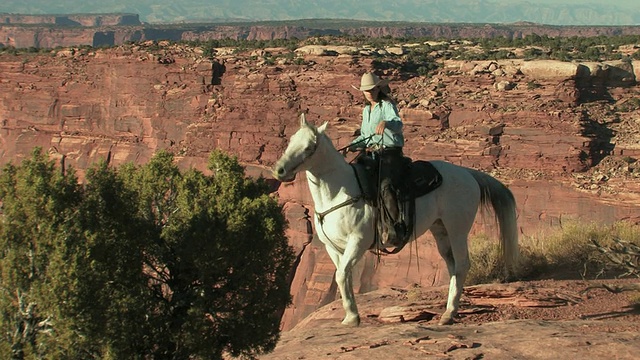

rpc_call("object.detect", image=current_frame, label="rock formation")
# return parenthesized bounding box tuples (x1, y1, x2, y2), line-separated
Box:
(0, 42, 638, 330)
(2, 15, 640, 49)
(1, 13, 140, 26)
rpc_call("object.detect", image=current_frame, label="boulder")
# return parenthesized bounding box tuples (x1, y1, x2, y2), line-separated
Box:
(519, 60, 579, 79)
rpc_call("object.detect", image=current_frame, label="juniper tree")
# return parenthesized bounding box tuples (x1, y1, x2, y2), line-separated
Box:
(0, 149, 151, 358)
(118, 150, 293, 359)
(0, 149, 294, 359)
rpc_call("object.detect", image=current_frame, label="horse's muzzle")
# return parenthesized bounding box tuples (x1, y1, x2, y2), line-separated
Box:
(272, 166, 295, 182)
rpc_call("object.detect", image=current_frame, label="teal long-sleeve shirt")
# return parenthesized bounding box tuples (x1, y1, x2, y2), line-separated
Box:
(349, 99, 404, 150)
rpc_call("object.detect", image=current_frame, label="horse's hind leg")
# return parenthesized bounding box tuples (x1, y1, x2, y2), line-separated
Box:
(431, 220, 470, 325)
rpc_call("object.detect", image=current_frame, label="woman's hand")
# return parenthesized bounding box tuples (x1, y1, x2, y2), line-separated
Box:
(375, 121, 387, 135)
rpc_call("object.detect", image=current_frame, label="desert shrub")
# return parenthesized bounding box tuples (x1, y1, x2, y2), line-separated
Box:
(467, 234, 547, 285)
(615, 98, 640, 112)
(526, 80, 541, 90)
(630, 293, 640, 310)
(263, 55, 276, 65)
(539, 221, 639, 277)
(467, 220, 640, 285)
(293, 56, 307, 65)
(467, 234, 510, 284)
(523, 47, 546, 60)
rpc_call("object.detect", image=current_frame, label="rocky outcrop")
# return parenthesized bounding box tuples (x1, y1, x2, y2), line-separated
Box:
(2, 19, 640, 49)
(0, 13, 141, 26)
(0, 44, 638, 330)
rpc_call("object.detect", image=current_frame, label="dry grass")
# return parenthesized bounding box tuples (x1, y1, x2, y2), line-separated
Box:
(631, 293, 640, 309)
(467, 220, 640, 285)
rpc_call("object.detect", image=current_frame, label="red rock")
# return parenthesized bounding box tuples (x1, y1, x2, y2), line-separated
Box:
(0, 46, 639, 330)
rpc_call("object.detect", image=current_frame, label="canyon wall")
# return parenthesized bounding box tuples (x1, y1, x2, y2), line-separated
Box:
(1, 13, 141, 27)
(0, 43, 639, 330)
(2, 16, 640, 49)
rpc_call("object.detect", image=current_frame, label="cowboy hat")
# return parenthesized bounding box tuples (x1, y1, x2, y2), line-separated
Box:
(352, 72, 389, 91)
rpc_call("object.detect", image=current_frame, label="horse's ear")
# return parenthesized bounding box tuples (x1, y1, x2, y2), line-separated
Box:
(317, 121, 328, 133)
(299, 113, 308, 128)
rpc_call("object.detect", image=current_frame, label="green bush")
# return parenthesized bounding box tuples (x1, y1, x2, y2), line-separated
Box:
(0, 148, 295, 359)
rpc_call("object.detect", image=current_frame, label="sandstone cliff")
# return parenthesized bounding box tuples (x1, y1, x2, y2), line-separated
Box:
(0, 43, 638, 330)
(1, 13, 140, 27)
(2, 17, 640, 49)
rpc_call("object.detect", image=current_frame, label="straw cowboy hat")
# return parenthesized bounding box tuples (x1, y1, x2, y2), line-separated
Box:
(352, 72, 389, 91)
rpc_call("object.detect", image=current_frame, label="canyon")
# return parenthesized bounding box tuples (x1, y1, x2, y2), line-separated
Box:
(0, 40, 639, 330)
(3, 14, 640, 49)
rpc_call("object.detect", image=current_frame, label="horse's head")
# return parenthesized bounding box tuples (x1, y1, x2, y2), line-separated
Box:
(272, 113, 328, 182)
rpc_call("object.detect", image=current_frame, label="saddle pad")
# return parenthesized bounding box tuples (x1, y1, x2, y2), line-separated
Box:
(401, 160, 443, 200)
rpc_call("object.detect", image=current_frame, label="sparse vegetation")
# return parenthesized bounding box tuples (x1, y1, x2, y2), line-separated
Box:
(631, 293, 640, 309)
(468, 220, 640, 285)
(615, 98, 640, 113)
(526, 80, 542, 90)
(4, 29, 639, 79)
(590, 237, 639, 277)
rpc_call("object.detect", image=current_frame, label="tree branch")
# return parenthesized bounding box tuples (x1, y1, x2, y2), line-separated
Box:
(581, 282, 640, 295)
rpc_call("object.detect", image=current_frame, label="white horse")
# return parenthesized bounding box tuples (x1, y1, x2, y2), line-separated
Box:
(272, 114, 519, 326)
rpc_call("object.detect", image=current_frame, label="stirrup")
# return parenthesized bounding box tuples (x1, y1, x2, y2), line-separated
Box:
(394, 222, 407, 239)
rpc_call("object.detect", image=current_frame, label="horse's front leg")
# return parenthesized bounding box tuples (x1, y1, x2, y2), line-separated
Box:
(335, 264, 359, 326)
(325, 237, 366, 326)
(336, 235, 368, 326)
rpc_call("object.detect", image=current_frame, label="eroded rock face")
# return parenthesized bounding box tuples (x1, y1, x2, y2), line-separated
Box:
(0, 14, 141, 27)
(3, 20, 640, 49)
(1, 44, 639, 330)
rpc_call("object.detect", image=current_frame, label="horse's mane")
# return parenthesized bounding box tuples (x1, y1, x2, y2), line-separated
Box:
(304, 121, 337, 152)
(318, 130, 336, 150)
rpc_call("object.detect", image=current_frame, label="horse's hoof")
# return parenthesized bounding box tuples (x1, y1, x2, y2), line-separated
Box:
(438, 314, 455, 325)
(341, 315, 361, 326)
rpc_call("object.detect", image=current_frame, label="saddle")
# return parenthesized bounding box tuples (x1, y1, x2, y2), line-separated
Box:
(352, 154, 443, 254)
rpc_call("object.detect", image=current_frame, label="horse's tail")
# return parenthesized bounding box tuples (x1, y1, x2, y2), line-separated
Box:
(467, 169, 519, 271)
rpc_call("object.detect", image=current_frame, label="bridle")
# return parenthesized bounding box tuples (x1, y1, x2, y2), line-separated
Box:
(279, 130, 320, 179)
(281, 129, 378, 249)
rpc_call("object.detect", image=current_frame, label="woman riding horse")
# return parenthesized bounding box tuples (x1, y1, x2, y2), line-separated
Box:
(273, 114, 518, 326)
(347, 72, 407, 247)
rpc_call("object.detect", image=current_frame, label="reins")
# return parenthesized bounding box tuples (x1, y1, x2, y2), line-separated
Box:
(315, 165, 366, 245)
(319, 135, 403, 257)
(315, 134, 375, 225)
(335, 135, 375, 154)
(316, 133, 407, 257)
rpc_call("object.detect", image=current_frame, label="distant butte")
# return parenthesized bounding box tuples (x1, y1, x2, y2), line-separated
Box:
(2, 13, 640, 48)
